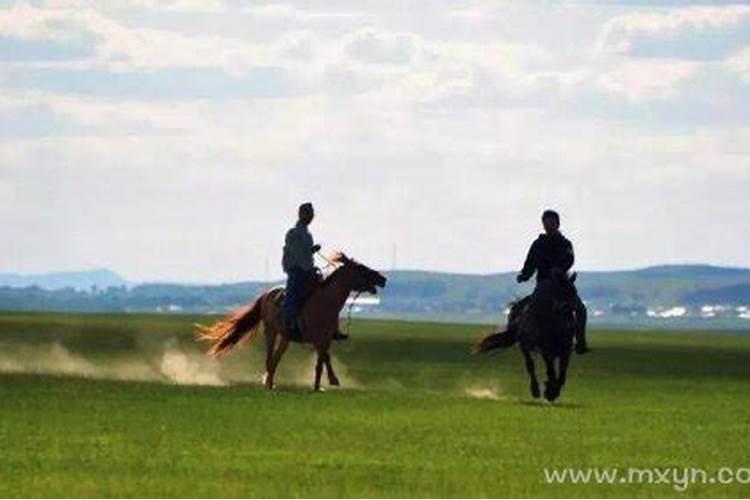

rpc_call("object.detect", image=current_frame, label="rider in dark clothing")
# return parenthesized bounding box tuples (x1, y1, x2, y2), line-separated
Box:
(516, 210, 590, 354)
(517, 230, 575, 284)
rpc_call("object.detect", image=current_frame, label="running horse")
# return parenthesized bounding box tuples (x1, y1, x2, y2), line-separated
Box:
(474, 271, 579, 402)
(196, 254, 386, 391)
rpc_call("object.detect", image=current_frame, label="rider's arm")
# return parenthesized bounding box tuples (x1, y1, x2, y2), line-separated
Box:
(517, 240, 538, 283)
(562, 239, 575, 272)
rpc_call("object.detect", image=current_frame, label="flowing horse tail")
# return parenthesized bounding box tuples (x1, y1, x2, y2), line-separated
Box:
(472, 328, 518, 354)
(195, 293, 266, 357)
(473, 298, 527, 354)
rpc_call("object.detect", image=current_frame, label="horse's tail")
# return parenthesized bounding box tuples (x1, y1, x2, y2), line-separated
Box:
(195, 293, 266, 357)
(472, 328, 518, 354)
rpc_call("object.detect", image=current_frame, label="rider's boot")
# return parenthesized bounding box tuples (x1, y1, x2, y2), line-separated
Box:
(574, 296, 590, 354)
(574, 329, 590, 354)
(575, 342, 591, 355)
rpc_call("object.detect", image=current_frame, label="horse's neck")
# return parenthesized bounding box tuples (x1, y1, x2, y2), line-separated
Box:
(315, 269, 353, 312)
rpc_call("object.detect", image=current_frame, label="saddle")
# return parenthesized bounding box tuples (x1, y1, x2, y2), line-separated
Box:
(273, 271, 324, 342)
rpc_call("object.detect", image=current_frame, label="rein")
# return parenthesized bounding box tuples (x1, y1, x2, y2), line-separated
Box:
(314, 250, 365, 337)
(345, 291, 362, 337)
(315, 250, 338, 270)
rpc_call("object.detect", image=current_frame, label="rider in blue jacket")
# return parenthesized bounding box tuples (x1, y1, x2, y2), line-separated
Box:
(282, 203, 348, 341)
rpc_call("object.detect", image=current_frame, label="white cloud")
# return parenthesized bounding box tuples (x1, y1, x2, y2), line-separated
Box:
(344, 29, 420, 65)
(598, 5, 750, 59)
(594, 59, 702, 101)
(40, 0, 226, 12)
(240, 3, 364, 21)
(0, 5, 277, 72)
(1, 2, 749, 280)
(725, 45, 750, 83)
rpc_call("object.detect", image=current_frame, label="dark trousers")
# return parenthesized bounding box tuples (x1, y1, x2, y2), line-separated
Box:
(282, 268, 312, 326)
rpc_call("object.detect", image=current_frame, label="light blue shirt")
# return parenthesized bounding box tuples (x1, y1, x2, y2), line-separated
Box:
(282, 221, 315, 273)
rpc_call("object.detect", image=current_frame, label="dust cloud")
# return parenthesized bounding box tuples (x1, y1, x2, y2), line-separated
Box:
(0, 338, 226, 386)
(462, 383, 505, 401)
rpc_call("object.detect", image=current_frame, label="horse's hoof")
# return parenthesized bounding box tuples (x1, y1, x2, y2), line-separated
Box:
(312, 386, 326, 393)
(544, 385, 559, 402)
(530, 381, 541, 399)
(329, 378, 340, 387)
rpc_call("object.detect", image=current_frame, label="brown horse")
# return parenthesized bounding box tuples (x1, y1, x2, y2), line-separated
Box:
(196, 254, 387, 391)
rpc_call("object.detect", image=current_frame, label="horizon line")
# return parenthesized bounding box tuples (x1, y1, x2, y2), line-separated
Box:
(2, 262, 749, 287)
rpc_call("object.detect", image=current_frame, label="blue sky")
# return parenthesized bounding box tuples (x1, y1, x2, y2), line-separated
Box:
(1, 0, 749, 282)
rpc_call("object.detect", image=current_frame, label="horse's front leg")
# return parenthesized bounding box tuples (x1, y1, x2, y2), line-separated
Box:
(313, 350, 326, 391)
(522, 347, 540, 399)
(558, 349, 571, 390)
(543, 353, 560, 402)
(324, 353, 339, 386)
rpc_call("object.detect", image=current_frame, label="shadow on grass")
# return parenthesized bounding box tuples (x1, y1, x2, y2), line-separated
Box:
(517, 399, 587, 409)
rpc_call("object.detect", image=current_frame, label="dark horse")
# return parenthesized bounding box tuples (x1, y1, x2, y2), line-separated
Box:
(474, 271, 579, 402)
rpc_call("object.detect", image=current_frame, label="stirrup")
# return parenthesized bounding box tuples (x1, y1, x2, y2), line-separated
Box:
(575, 343, 591, 354)
(333, 331, 350, 341)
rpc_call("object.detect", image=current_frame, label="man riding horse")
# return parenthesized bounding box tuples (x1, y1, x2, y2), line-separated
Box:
(197, 202, 386, 390)
(512, 209, 589, 354)
(282, 202, 348, 341)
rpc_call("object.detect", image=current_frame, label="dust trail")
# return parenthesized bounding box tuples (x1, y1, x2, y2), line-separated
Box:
(0, 342, 107, 378)
(0, 339, 226, 386)
(158, 338, 225, 386)
(462, 383, 506, 401)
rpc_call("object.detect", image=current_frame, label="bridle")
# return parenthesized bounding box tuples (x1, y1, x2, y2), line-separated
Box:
(315, 250, 361, 337)
(345, 291, 363, 337)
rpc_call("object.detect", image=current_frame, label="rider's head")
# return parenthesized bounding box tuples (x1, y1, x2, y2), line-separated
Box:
(298, 202, 315, 225)
(542, 209, 560, 235)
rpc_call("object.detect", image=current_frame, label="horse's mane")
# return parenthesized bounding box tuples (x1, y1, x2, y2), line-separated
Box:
(329, 252, 348, 265)
(320, 262, 350, 288)
(317, 252, 353, 288)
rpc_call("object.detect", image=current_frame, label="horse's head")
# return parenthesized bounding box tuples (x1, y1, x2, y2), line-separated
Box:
(334, 253, 387, 294)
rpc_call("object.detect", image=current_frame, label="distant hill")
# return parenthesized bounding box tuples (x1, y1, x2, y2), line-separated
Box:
(682, 284, 750, 305)
(0, 265, 749, 328)
(0, 269, 129, 291)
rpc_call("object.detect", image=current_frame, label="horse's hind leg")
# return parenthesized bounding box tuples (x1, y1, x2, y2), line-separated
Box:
(324, 354, 339, 387)
(543, 354, 560, 402)
(558, 350, 571, 390)
(266, 334, 290, 390)
(262, 324, 276, 387)
(522, 348, 540, 399)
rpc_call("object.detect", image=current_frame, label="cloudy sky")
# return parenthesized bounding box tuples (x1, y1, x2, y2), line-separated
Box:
(1, 0, 749, 283)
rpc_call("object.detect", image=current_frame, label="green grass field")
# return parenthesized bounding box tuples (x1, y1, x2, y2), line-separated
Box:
(0, 312, 748, 498)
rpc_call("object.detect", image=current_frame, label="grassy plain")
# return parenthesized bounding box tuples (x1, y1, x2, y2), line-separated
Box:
(0, 312, 748, 497)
